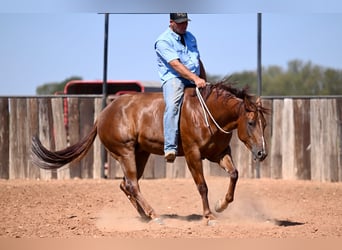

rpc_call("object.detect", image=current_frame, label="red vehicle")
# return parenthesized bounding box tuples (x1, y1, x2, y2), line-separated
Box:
(64, 80, 145, 95)
(61, 80, 155, 128)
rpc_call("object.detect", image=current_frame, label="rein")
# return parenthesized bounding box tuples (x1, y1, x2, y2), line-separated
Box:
(195, 87, 232, 134)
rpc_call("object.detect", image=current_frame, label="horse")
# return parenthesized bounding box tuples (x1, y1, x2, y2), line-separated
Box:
(31, 81, 269, 224)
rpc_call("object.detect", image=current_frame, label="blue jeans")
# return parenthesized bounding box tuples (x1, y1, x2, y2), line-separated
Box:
(162, 77, 194, 154)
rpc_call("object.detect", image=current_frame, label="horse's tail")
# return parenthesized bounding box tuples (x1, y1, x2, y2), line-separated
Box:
(31, 121, 98, 170)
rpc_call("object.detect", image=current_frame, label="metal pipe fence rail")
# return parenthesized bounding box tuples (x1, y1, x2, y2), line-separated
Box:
(0, 95, 341, 182)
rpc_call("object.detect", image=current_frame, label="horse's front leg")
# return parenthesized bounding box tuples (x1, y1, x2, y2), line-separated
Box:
(215, 152, 239, 213)
(186, 153, 215, 221)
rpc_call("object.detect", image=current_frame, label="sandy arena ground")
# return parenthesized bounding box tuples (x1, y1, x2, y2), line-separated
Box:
(0, 177, 341, 238)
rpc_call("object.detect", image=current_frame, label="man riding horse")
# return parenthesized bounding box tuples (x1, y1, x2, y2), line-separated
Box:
(155, 13, 207, 163)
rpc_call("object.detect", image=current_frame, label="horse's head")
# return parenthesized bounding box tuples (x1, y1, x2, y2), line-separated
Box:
(196, 82, 269, 161)
(237, 97, 268, 161)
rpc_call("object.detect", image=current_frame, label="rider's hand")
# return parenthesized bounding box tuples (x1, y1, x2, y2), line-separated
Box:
(194, 77, 206, 88)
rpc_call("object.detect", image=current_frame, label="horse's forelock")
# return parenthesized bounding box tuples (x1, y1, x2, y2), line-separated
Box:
(244, 94, 271, 116)
(244, 96, 258, 112)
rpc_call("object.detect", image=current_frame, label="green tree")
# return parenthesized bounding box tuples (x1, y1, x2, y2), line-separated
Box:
(206, 73, 224, 84)
(231, 60, 342, 96)
(36, 60, 342, 96)
(36, 76, 82, 95)
(322, 68, 342, 95)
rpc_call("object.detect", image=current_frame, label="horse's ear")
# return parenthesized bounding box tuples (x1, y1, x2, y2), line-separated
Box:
(256, 97, 262, 107)
(244, 96, 255, 111)
(255, 97, 271, 114)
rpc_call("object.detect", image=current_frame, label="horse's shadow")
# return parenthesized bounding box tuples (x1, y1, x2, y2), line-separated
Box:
(160, 213, 203, 222)
(272, 219, 305, 227)
(142, 213, 304, 227)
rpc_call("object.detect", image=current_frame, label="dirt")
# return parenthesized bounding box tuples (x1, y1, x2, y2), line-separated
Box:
(0, 177, 341, 238)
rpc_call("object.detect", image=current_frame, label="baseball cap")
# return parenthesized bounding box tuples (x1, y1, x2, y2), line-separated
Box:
(170, 13, 191, 23)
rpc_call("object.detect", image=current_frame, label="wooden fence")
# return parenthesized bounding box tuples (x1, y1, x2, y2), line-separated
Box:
(0, 96, 341, 182)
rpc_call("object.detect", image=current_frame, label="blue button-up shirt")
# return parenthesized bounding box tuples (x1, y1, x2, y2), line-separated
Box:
(155, 28, 201, 84)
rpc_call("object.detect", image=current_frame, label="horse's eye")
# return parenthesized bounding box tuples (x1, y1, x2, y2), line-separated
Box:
(248, 120, 255, 126)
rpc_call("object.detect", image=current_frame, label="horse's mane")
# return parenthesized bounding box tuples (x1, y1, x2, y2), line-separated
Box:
(200, 79, 251, 101)
(197, 79, 270, 114)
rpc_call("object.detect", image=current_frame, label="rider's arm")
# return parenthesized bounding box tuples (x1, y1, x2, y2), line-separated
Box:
(169, 59, 206, 88)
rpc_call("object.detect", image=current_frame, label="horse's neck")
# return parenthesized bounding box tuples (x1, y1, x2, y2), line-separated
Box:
(183, 89, 242, 130)
(206, 95, 242, 129)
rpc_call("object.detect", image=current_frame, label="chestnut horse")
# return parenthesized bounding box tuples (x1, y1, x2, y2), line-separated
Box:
(31, 82, 268, 224)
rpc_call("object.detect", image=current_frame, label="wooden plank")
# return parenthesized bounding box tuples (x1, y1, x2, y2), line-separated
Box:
(38, 98, 55, 180)
(319, 99, 329, 181)
(166, 156, 186, 178)
(143, 154, 157, 179)
(230, 132, 242, 176)
(67, 97, 81, 178)
(337, 98, 342, 182)
(209, 161, 227, 177)
(0, 98, 9, 179)
(231, 131, 252, 178)
(9, 99, 29, 179)
(9, 99, 19, 179)
(185, 160, 192, 178)
(79, 98, 94, 179)
(202, 158, 210, 177)
(173, 156, 203, 179)
(107, 155, 123, 179)
(310, 99, 340, 182)
(259, 99, 272, 178)
(281, 98, 296, 180)
(51, 98, 70, 180)
(310, 99, 322, 181)
(26, 98, 40, 179)
(324, 99, 339, 182)
(142, 154, 154, 179)
(21, 99, 30, 179)
(152, 155, 166, 179)
(93, 98, 102, 179)
(293, 99, 311, 180)
(270, 99, 283, 179)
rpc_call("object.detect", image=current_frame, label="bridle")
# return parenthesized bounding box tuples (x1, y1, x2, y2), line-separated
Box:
(195, 87, 232, 134)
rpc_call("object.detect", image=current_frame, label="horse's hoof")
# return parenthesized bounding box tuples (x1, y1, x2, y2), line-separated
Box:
(203, 214, 217, 226)
(151, 217, 164, 225)
(215, 199, 225, 213)
(207, 219, 218, 226)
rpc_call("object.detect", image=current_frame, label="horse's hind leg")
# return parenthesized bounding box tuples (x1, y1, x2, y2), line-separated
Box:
(119, 151, 158, 220)
(119, 150, 149, 219)
(120, 179, 149, 220)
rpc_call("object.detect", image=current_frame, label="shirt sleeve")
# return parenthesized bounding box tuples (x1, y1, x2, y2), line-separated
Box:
(155, 40, 179, 63)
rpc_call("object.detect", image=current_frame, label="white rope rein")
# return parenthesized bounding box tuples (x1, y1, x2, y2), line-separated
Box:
(195, 87, 232, 134)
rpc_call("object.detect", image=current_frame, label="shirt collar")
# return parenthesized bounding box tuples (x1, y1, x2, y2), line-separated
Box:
(169, 28, 184, 42)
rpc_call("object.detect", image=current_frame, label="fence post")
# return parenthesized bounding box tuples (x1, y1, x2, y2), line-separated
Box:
(51, 98, 70, 180)
(270, 99, 283, 179)
(27, 98, 40, 179)
(93, 98, 103, 179)
(67, 97, 81, 178)
(293, 99, 311, 180)
(0, 98, 9, 179)
(38, 98, 55, 180)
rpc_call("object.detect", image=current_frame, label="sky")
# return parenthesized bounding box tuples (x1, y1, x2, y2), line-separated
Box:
(1, 5, 342, 95)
